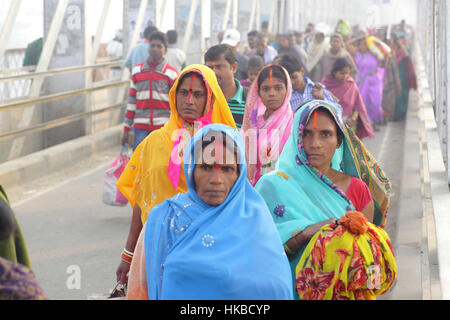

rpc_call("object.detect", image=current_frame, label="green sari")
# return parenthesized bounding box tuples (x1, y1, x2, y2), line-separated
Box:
(0, 185, 32, 269)
(394, 48, 417, 119)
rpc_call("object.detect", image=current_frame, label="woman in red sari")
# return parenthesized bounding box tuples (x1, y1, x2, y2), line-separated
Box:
(322, 58, 374, 140)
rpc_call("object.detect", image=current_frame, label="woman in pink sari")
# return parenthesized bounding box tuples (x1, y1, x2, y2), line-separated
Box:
(322, 58, 374, 140)
(241, 65, 293, 186)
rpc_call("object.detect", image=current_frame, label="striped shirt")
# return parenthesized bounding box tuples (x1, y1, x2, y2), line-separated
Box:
(124, 59, 179, 132)
(228, 79, 247, 130)
(290, 76, 337, 112)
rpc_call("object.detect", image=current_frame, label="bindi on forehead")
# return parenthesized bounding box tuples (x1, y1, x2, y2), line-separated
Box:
(269, 69, 273, 87)
(313, 110, 318, 129)
(187, 74, 197, 99)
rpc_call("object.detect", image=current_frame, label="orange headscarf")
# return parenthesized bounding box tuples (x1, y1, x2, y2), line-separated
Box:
(116, 65, 236, 224)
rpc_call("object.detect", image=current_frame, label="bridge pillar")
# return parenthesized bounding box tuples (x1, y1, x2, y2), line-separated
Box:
(42, 0, 87, 148)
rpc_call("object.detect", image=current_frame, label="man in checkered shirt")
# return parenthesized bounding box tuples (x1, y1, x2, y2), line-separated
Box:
(122, 31, 179, 150)
(277, 53, 338, 113)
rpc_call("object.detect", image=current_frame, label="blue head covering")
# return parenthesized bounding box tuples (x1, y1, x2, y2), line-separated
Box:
(144, 123, 293, 300)
(255, 100, 362, 299)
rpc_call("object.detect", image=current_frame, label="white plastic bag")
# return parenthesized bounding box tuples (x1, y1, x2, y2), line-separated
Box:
(102, 145, 130, 206)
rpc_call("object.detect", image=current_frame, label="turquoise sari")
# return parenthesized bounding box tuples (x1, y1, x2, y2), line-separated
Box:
(255, 100, 391, 299)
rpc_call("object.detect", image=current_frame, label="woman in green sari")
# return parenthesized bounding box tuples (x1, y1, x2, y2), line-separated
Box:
(0, 185, 46, 299)
(393, 35, 417, 120)
(0, 185, 32, 268)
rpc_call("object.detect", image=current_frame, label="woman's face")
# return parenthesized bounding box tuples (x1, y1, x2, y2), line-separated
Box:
(194, 142, 239, 206)
(330, 37, 342, 52)
(359, 40, 368, 53)
(333, 66, 351, 83)
(259, 76, 287, 115)
(315, 33, 325, 43)
(302, 110, 341, 172)
(176, 74, 207, 121)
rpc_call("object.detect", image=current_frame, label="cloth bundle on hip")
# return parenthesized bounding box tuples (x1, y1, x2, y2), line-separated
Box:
(102, 145, 130, 206)
(295, 211, 397, 300)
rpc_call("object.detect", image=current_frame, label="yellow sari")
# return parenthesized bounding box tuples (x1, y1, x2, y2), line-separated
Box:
(116, 65, 236, 224)
(295, 211, 397, 300)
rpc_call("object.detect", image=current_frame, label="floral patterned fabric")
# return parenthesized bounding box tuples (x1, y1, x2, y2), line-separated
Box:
(0, 257, 46, 300)
(295, 212, 397, 300)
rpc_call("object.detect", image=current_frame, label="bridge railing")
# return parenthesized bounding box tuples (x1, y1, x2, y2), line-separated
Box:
(416, 0, 450, 186)
(0, 48, 32, 100)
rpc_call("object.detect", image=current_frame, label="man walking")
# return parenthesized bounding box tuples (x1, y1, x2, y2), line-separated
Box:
(165, 30, 187, 73)
(122, 31, 179, 150)
(205, 44, 247, 129)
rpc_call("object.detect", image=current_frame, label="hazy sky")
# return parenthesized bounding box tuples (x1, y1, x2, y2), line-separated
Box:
(1, 0, 417, 50)
(0, 0, 123, 49)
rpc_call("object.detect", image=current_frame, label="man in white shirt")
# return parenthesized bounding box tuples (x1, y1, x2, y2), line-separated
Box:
(165, 30, 187, 73)
(247, 33, 278, 64)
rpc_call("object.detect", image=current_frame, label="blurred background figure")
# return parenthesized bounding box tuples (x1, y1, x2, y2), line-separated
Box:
(240, 55, 265, 89)
(354, 37, 386, 131)
(243, 30, 259, 56)
(221, 29, 249, 81)
(247, 33, 278, 64)
(278, 33, 306, 68)
(392, 34, 417, 120)
(291, 31, 308, 67)
(124, 26, 158, 71)
(260, 20, 275, 44)
(166, 30, 187, 73)
(307, 27, 329, 82)
(106, 29, 124, 81)
(335, 19, 353, 41)
(315, 33, 358, 83)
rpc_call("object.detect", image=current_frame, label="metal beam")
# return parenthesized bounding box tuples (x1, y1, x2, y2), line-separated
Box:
(8, 0, 70, 160)
(279, 0, 286, 33)
(86, 0, 112, 135)
(201, 0, 212, 54)
(268, 0, 276, 34)
(248, 0, 257, 33)
(183, 0, 200, 52)
(232, 0, 238, 29)
(112, 0, 149, 126)
(256, 0, 261, 31)
(222, 0, 232, 31)
(0, 60, 123, 83)
(0, 0, 22, 64)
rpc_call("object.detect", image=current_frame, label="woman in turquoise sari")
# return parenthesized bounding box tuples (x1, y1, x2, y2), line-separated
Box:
(127, 123, 293, 300)
(255, 100, 391, 299)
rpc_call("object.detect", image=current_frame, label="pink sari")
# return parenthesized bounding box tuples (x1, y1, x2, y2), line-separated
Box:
(240, 65, 293, 186)
(322, 74, 374, 140)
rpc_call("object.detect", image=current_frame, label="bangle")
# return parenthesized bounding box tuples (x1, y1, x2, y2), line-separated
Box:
(121, 249, 134, 265)
(123, 248, 134, 256)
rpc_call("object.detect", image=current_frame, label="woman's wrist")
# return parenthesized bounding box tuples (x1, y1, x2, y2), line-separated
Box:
(121, 248, 134, 265)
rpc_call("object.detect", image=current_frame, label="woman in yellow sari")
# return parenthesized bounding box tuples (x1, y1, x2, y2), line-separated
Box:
(115, 65, 236, 284)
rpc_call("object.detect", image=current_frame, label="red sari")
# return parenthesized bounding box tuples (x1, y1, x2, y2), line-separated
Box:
(322, 74, 374, 139)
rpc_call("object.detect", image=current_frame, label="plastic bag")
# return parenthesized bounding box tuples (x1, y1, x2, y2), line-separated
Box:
(102, 145, 130, 206)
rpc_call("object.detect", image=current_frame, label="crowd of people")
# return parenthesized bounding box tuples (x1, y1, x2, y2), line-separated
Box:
(114, 18, 417, 301)
(1, 18, 418, 301)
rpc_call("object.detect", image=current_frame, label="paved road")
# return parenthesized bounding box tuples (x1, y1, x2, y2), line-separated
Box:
(10, 118, 407, 300)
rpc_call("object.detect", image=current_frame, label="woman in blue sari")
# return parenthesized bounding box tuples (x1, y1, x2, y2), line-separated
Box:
(255, 100, 391, 299)
(126, 123, 293, 300)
